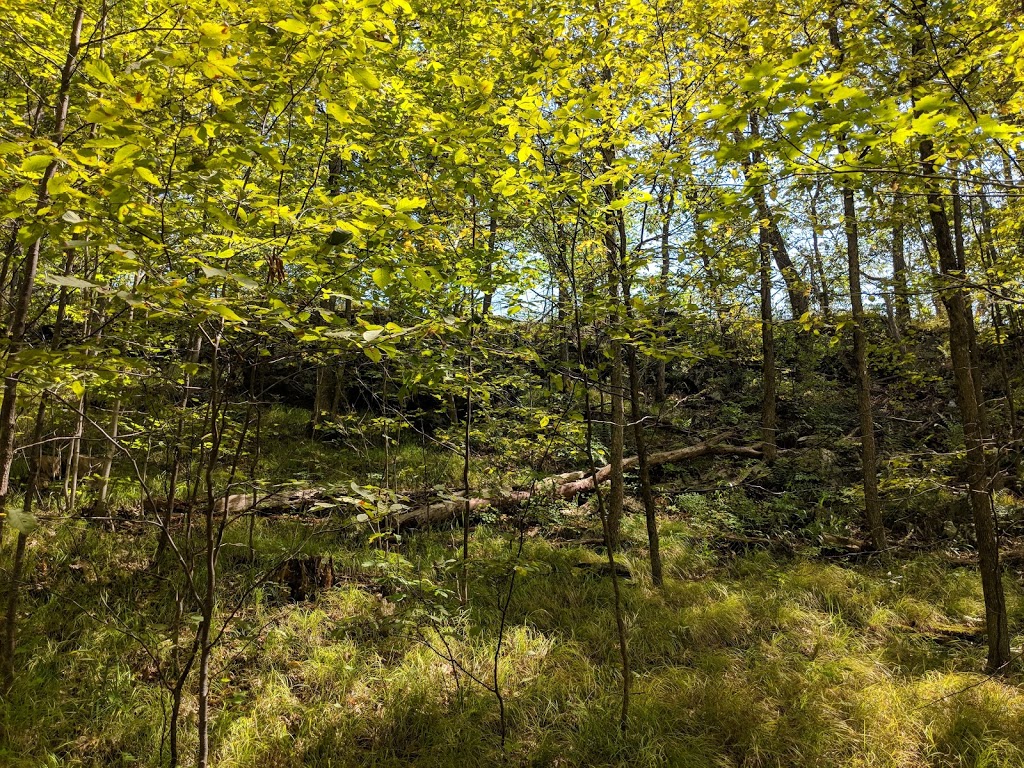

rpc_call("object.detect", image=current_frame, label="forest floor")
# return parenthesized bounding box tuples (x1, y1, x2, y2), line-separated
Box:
(3, 407, 1024, 767)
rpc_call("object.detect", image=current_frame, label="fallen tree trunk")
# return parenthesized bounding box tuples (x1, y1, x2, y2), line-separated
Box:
(144, 488, 326, 519)
(393, 440, 762, 528)
(142, 440, 761, 530)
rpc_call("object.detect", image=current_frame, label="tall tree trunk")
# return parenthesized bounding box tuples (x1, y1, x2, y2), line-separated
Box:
(891, 197, 911, 329)
(601, 146, 626, 549)
(827, 9, 883, 543)
(747, 112, 809, 320)
(96, 398, 121, 510)
(809, 183, 833, 320)
(952, 180, 989, 438)
(975, 182, 1018, 436)
(913, 12, 1009, 669)
(482, 213, 497, 318)
(843, 185, 887, 552)
(1, 397, 46, 689)
(0, 229, 21, 333)
(2, 256, 75, 689)
(916, 222, 948, 320)
(554, 262, 573, 394)
(655, 192, 673, 402)
(745, 114, 780, 462)
(0, 4, 84, 543)
(575, 257, 630, 734)
(758, 226, 778, 464)
(618, 218, 663, 587)
(196, 326, 225, 768)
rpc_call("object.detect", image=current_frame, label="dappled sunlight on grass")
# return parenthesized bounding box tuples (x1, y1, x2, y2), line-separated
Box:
(4, 504, 1024, 767)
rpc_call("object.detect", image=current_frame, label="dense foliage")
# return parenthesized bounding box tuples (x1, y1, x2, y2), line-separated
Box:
(2, 0, 1024, 765)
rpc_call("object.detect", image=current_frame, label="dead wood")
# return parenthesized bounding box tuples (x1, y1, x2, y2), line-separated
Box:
(142, 439, 761, 531)
(394, 439, 762, 528)
(269, 555, 335, 601)
(144, 488, 327, 518)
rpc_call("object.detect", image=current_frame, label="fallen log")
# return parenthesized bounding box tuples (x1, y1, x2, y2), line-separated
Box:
(145, 488, 327, 518)
(142, 440, 761, 531)
(393, 440, 762, 528)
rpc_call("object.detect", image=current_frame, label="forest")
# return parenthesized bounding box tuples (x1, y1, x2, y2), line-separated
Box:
(2, 0, 1024, 765)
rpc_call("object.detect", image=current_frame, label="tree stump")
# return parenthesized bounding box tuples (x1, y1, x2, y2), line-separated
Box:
(271, 555, 335, 601)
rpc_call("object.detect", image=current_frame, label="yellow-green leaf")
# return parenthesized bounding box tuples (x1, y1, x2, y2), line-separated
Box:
(351, 68, 381, 90)
(135, 166, 161, 185)
(85, 60, 116, 86)
(405, 267, 431, 291)
(277, 18, 308, 34)
(211, 304, 246, 322)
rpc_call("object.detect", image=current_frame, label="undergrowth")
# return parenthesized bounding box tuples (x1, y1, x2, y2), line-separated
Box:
(2, 500, 1023, 768)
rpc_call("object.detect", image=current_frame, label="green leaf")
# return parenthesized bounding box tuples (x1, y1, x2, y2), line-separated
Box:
(43, 274, 98, 289)
(351, 67, 381, 90)
(915, 94, 949, 113)
(211, 304, 246, 322)
(199, 264, 259, 290)
(135, 166, 161, 185)
(198, 22, 230, 47)
(85, 60, 116, 86)
(326, 229, 353, 247)
(21, 154, 53, 173)
(8, 507, 38, 536)
(372, 266, 392, 289)
(325, 103, 350, 124)
(277, 18, 308, 34)
(395, 197, 426, 212)
(404, 267, 431, 291)
(829, 84, 862, 102)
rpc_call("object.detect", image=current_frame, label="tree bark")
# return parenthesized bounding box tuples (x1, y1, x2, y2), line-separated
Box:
(196, 326, 225, 768)
(481, 213, 497, 318)
(913, 16, 1009, 669)
(0, 4, 84, 543)
(758, 225, 778, 463)
(951, 179, 989, 439)
(601, 146, 626, 549)
(618, 236, 663, 586)
(747, 112, 809, 320)
(891, 197, 911, 329)
(655, 191, 673, 402)
(808, 184, 832, 320)
(843, 185, 887, 552)
(975, 182, 1018, 435)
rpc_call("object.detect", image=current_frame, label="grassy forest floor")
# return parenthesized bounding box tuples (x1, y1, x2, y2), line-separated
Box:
(4, 341, 1024, 767)
(5, 499, 1024, 767)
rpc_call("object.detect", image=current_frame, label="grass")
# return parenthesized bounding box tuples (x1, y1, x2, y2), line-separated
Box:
(3, 505, 1024, 768)
(3, 409, 1024, 767)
